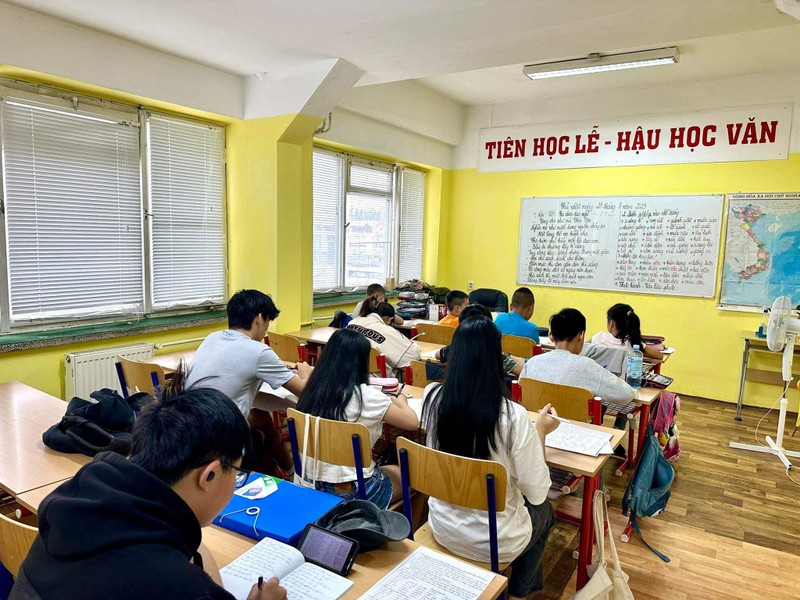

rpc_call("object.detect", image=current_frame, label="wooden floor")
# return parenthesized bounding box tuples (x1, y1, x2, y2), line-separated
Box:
(536, 396, 800, 599)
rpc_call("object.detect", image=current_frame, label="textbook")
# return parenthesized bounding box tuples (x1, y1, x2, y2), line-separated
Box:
(221, 536, 353, 600)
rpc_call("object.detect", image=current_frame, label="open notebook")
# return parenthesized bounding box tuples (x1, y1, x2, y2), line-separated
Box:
(221, 536, 353, 600)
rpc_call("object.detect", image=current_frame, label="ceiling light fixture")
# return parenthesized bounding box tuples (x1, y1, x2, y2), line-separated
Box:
(523, 47, 679, 80)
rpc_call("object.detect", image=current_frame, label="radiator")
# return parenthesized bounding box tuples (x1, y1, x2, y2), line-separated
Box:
(65, 343, 155, 399)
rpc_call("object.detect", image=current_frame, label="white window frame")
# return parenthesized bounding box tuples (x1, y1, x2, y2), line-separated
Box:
(312, 147, 425, 293)
(0, 82, 227, 333)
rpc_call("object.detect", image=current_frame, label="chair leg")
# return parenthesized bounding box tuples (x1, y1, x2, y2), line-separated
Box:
(398, 448, 414, 540)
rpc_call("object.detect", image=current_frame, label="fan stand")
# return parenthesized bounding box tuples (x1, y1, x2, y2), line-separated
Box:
(729, 335, 800, 470)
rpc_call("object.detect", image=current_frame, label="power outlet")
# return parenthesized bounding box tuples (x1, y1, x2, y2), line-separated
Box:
(468, 281, 474, 290)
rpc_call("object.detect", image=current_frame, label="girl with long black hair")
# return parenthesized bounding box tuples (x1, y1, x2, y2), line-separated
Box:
(297, 328, 418, 508)
(591, 302, 664, 359)
(421, 314, 559, 600)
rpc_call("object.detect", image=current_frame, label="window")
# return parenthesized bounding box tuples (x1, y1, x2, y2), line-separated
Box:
(0, 87, 226, 331)
(312, 149, 425, 291)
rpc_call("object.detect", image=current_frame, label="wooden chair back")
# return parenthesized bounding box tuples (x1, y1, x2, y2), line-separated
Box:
(517, 377, 599, 423)
(404, 359, 441, 387)
(0, 513, 38, 577)
(286, 408, 372, 471)
(116, 356, 166, 397)
(266, 332, 305, 363)
(501, 334, 540, 358)
(396, 437, 506, 511)
(414, 322, 456, 346)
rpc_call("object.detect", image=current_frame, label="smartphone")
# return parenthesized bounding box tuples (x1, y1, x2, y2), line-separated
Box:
(295, 524, 359, 576)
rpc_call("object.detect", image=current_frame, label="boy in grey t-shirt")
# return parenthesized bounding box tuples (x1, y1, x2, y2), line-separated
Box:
(187, 289, 311, 475)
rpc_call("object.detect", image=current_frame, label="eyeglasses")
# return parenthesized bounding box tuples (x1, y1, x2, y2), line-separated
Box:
(221, 461, 252, 489)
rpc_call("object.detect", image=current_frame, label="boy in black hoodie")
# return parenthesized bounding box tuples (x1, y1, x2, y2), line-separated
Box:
(12, 388, 286, 600)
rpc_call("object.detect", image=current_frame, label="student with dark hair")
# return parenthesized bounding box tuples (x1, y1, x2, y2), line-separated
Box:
(522, 308, 634, 404)
(438, 290, 469, 327)
(348, 295, 420, 372)
(12, 389, 285, 600)
(186, 289, 311, 477)
(296, 329, 418, 507)
(494, 287, 540, 343)
(591, 302, 663, 359)
(351, 283, 404, 325)
(435, 304, 524, 376)
(421, 317, 559, 600)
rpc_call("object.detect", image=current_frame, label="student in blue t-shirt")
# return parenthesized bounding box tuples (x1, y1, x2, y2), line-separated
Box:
(494, 287, 540, 343)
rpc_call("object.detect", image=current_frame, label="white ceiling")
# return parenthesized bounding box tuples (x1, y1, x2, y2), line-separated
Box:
(6, 0, 800, 106)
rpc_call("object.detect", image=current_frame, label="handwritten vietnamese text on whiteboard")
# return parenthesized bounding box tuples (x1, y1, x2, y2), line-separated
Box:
(517, 195, 724, 298)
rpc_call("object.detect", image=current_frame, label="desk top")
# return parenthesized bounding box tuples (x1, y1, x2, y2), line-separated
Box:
(285, 327, 443, 354)
(202, 526, 506, 599)
(0, 382, 91, 496)
(149, 349, 197, 373)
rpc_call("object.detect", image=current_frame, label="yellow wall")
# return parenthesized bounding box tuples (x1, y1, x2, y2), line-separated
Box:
(442, 154, 800, 409)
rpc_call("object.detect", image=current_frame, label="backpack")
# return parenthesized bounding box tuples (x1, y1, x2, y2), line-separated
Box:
(621, 423, 674, 562)
(652, 391, 680, 463)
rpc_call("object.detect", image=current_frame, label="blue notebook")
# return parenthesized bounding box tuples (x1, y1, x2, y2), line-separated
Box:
(213, 474, 342, 545)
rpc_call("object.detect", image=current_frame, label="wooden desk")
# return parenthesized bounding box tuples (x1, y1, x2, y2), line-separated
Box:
(735, 330, 800, 420)
(203, 527, 506, 599)
(285, 327, 443, 360)
(148, 349, 197, 373)
(22, 481, 506, 599)
(0, 382, 90, 497)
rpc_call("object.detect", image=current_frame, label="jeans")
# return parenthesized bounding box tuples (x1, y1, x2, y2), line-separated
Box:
(307, 468, 393, 509)
(507, 499, 557, 597)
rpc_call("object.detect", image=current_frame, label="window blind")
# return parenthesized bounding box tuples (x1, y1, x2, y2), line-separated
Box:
(312, 150, 344, 291)
(1, 98, 143, 322)
(397, 168, 425, 283)
(146, 114, 225, 309)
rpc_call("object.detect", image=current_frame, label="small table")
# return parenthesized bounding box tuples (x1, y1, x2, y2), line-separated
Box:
(735, 330, 800, 420)
(284, 327, 444, 361)
(148, 349, 197, 373)
(0, 382, 90, 499)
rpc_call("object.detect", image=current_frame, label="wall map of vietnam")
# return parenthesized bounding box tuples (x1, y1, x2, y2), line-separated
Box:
(721, 195, 800, 308)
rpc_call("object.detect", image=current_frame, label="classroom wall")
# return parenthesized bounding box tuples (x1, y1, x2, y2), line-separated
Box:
(442, 155, 800, 409)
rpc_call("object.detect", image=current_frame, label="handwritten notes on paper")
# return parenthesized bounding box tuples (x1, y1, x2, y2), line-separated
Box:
(517, 195, 723, 298)
(541, 422, 614, 457)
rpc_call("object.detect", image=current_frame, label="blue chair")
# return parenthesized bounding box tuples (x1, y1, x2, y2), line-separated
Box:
(286, 408, 372, 499)
(396, 436, 509, 574)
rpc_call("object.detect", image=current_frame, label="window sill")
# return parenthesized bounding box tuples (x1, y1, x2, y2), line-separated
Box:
(0, 310, 227, 354)
(312, 290, 398, 309)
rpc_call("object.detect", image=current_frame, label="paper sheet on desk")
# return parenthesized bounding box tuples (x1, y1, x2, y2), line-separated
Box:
(420, 349, 438, 360)
(660, 347, 676, 355)
(540, 422, 613, 457)
(258, 382, 298, 401)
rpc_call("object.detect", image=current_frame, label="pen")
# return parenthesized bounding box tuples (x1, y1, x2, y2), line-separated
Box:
(258, 576, 264, 590)
(394, 383, 406, 397)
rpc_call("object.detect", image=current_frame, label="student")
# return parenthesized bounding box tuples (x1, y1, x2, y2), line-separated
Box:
(494, 287, 540, 343)
(522, 308, 634, 405)
(435, 304, 524, 376)
(437, 290, 469, 327)
(186, 289, 312, 476)
(296, 329, 418, 508)
(13, 388, 285, 600)
(348, 296, 421, 372)
(422, 315, 559, 600)
(352, 283, 404, 325)
(591, 303, 664, 360)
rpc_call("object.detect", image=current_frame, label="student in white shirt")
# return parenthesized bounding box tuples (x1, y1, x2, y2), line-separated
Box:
(296, 329, 419, 508)
(348, 296, 421, 372)
(523, 308, 635, 405)
(422, 313, 559, 600)
(591, 302, 663, 360)
(351, 283, 403, 325)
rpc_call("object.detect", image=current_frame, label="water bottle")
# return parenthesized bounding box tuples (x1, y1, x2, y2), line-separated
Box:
(626, 344, 643, 390)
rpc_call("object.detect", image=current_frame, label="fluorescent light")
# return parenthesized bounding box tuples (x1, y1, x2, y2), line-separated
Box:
(523, 47, 679, 80)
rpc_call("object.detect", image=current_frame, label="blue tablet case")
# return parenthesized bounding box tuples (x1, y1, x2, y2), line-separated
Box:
(213, 474, 342, 545)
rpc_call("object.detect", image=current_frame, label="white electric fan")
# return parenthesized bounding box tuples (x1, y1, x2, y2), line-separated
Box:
(730, 295, 800, 469)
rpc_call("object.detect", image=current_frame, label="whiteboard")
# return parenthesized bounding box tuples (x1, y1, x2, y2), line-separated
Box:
(517, 195, 724, 298)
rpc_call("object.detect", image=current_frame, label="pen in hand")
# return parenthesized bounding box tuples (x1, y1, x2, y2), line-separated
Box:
(394, 383, 406, 397)
(258, 576, 264, 590)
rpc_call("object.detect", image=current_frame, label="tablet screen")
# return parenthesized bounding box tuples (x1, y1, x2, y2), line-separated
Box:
(298, 526, 356, 572)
